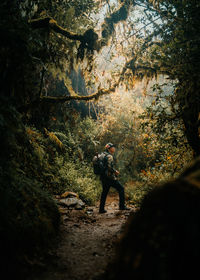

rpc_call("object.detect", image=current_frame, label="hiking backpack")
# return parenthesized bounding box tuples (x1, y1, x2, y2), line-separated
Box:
(92, 152, 108, 175)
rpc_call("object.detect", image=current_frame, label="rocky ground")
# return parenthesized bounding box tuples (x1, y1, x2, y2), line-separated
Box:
(29, 193, 136, 280)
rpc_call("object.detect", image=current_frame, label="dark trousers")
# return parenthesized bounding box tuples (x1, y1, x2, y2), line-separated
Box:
(99, 176, 125, 211)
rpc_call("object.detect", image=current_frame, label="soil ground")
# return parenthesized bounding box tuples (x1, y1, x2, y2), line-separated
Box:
(29, 193, 136, 280)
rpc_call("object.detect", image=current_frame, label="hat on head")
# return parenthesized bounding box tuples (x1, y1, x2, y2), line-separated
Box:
(105, 142, 115, 150)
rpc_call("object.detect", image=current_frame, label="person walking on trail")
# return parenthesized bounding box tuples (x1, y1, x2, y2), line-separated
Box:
(99, 143, 129, 214)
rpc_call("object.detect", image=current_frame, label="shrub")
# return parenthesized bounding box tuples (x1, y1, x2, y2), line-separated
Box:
(56, 156, 102, 205)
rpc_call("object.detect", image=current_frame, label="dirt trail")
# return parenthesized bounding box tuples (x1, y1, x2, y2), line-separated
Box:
(29, 194, 135, 280)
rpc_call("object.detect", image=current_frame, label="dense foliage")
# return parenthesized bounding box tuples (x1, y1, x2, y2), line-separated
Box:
(0, 102, 60, 276)
(0, 0, 100, 273)
(140, 0, 200, 155)
(0, 0, 199, 276)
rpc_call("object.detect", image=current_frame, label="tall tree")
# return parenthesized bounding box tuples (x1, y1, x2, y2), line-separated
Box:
(139, 0, 200, 156)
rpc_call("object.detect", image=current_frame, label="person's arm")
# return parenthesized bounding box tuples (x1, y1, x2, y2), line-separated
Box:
(106, 154, 119, 176)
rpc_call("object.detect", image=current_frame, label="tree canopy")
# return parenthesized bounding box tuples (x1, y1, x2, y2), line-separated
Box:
(1, 0, 199, 154)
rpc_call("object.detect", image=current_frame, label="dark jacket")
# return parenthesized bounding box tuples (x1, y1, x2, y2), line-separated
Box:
(103, 151, 117, 180)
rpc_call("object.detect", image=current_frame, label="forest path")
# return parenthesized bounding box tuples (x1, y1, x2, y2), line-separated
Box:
(30, 193, 135, 280)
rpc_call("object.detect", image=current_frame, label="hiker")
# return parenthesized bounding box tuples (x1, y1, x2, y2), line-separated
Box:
(99, 143, 129, 213)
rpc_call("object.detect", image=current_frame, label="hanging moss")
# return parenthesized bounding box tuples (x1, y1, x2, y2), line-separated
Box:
(101, 1, 130, 46)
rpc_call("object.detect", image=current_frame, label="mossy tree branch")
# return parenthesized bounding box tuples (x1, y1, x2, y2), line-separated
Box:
(39, 83, 119, 104)
(29, 0, 133, 52)
(30, 17, 84, 41)
(18, 82, 120, 113)
(29, 17, 99, 58)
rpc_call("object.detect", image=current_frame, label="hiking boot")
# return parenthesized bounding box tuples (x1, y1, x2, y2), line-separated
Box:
(99, 209, 107, 214)
(119, 206, 130, 210)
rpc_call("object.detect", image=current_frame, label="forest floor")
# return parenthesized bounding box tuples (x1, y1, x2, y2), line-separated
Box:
(29, 193, 136, 280)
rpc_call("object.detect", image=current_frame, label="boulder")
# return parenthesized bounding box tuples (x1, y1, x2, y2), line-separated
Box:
(104, 157, 200, 280)
(60, 191, 79, 198)
(58, 197, 85, 210)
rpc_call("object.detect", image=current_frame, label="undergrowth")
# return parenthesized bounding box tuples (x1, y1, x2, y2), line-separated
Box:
(25, 117, 102, 205)
(0, 103, 60, 276)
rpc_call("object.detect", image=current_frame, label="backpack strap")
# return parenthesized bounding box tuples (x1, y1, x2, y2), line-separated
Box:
(104, 152, 116, 175)
(103, 152, 108, 166)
